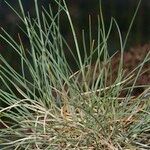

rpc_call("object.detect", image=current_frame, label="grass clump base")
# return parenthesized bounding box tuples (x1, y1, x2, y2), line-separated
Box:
(0, 0, 150, 149)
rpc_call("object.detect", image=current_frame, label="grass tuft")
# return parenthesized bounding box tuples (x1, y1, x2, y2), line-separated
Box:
(0, 0, 149, 149)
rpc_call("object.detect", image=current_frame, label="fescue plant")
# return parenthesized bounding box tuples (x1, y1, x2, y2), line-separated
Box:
(0, 0, 150, 149)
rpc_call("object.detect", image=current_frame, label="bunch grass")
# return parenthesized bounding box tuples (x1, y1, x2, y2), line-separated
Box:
(0, 0, 150, 149)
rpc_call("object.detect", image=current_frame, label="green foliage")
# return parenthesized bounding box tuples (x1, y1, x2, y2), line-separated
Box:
(0, 0, 150, 149)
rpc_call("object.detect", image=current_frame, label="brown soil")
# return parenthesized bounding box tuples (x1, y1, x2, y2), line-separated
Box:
(111, 43, 150, 96)
(73, 43, 150, 97)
